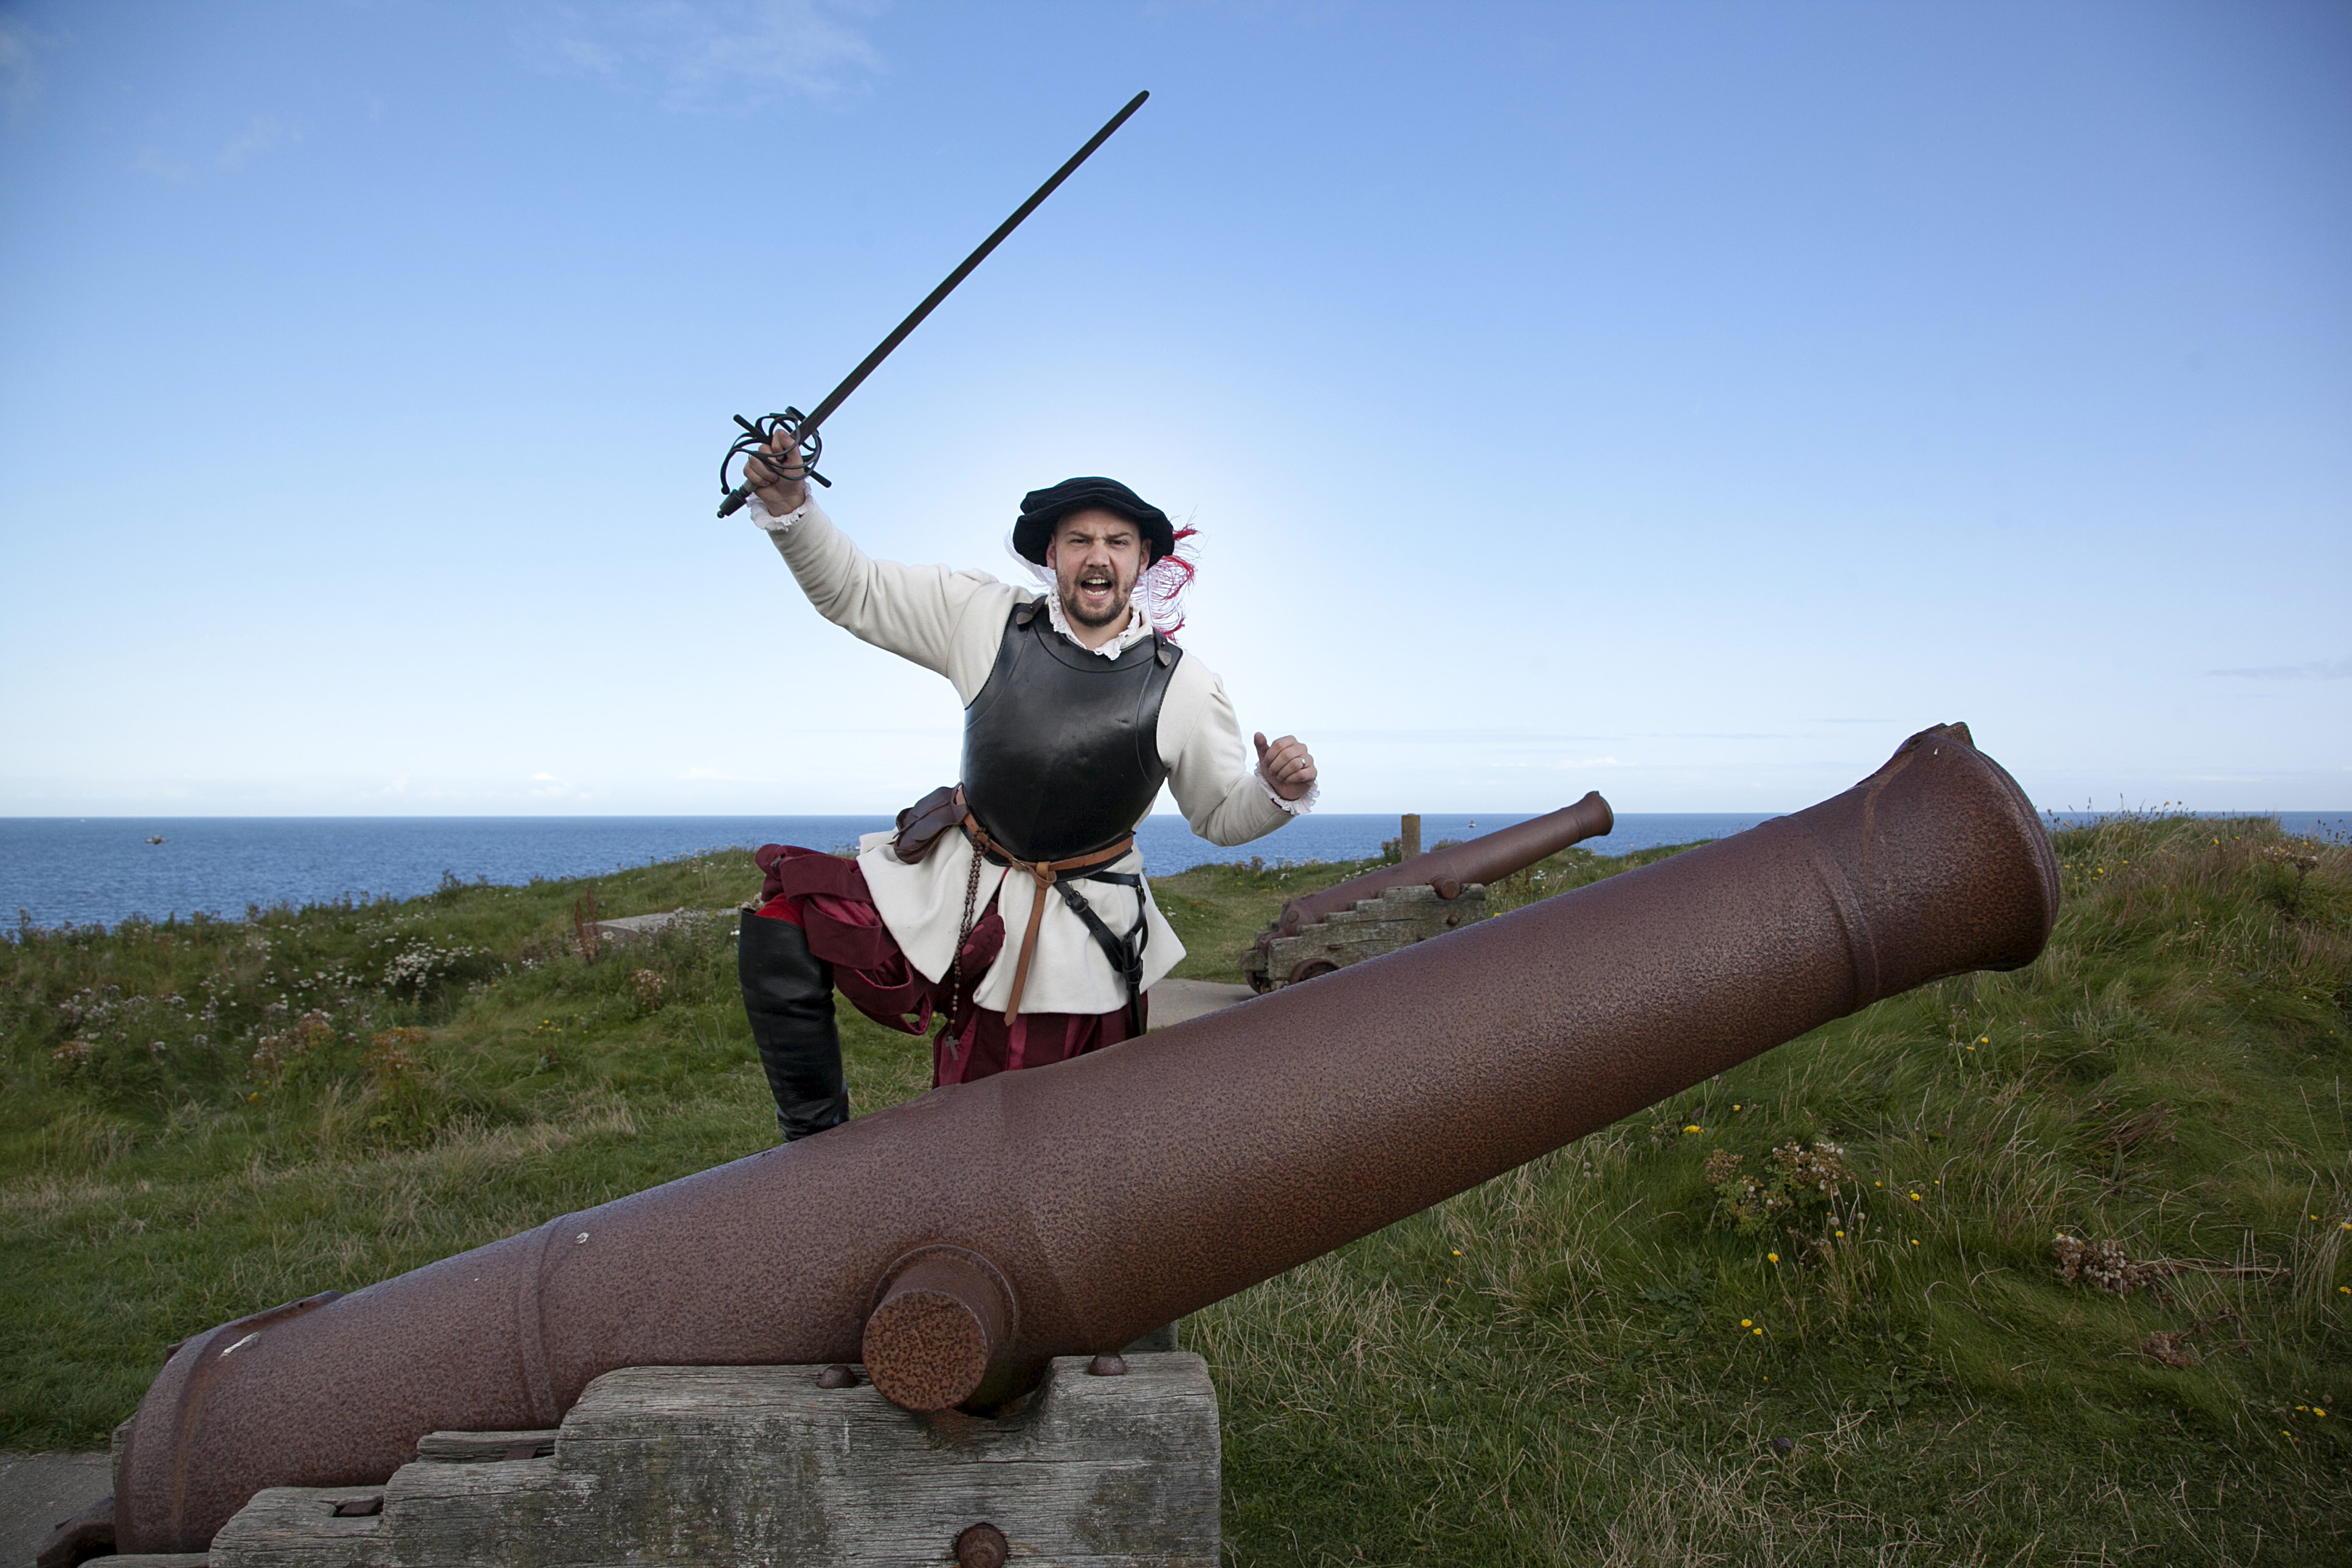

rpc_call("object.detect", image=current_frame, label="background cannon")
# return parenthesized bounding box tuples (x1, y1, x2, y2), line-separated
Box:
(108, 724, 2056, 1555)
(1242, 792, 1617, 990)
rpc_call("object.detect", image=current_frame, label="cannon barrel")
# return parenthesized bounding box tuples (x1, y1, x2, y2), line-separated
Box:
(1273, 791, 1615, 936)
(115, 723, 2057, 1553)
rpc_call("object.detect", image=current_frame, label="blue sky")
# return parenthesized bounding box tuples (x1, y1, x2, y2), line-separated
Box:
(1, 1, 2345, 818)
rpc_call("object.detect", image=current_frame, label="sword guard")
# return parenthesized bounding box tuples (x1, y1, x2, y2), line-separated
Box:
(721, 409, 828, 512)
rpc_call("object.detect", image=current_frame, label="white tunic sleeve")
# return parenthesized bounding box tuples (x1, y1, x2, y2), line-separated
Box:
(762, 499, 1019, 703)
(1155, 654, 1302, 848)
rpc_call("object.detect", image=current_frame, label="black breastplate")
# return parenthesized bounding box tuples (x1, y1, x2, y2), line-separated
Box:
(960, 600, 1182, 862)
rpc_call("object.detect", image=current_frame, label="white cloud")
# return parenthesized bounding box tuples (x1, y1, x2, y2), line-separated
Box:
(0, 17, 47, 121)
(131, 148, 192, 182)
(219, 115, 296, 169)
(515, 0, 883, 110)
(679, 765, 777, 781)
(2209, 657, 2352, 681)
(134, 115, 301, 182)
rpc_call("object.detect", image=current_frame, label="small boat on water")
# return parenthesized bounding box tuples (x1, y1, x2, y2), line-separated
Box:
(146, 835, 165, 845)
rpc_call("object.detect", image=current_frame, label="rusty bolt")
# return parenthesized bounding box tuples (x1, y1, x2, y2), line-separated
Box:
(815, 1364, 856, 1389)
(1087, 1353, 1127, 1377)
(954, 1521, 1009, 1568)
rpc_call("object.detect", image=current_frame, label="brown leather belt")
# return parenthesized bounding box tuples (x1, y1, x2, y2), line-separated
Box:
(959, 815, 1135, 1021)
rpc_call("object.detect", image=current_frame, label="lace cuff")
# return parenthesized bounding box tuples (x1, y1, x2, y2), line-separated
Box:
(745, 491, 813, 533)
(1257, 769, 1321, 817)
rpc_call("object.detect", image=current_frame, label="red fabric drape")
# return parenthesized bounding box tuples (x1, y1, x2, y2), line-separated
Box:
(751, 843, 1143, 1087)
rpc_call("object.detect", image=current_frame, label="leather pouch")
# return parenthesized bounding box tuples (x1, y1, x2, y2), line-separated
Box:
(893, 785, 965, 864)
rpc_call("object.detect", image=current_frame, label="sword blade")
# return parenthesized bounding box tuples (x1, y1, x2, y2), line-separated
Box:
(719, 90, 1148, 517)
(798, 89, 1149, 438)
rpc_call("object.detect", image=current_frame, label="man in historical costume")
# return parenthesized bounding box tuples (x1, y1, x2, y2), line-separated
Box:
(734, 436, 1320, 1140)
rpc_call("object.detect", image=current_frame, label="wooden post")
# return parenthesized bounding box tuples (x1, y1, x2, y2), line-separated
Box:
(1400, 814, 1422, 859)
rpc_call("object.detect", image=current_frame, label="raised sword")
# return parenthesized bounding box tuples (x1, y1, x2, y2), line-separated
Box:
(716, 90, 1150, 518)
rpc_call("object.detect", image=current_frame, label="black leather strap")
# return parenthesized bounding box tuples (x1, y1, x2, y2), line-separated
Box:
(1053, 869, 1150, 1032)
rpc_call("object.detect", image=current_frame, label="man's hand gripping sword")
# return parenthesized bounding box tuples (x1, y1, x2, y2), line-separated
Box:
(720, 90, 1150, 518)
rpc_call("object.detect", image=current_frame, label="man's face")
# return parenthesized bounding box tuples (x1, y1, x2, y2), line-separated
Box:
(1045, 508, 1148, 630)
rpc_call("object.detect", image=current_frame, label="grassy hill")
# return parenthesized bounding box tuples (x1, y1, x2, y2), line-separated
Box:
(2, 816, 2346, 1565)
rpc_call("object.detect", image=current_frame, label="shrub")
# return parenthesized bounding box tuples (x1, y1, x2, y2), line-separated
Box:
(380, 939, 496, 1000)
(250, 1008, 337, 1085)
(629, 969, 669, 1014)
(1702, 1140, 1854, 1238)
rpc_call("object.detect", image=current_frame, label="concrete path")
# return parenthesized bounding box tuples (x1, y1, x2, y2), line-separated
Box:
(589, 908, 714, 946)
(1146, 977, 1255, 1029)
(1, 1453, 109, 1567)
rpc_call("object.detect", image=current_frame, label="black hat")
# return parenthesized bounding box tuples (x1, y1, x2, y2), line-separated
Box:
(1013, 477, 1175, 565)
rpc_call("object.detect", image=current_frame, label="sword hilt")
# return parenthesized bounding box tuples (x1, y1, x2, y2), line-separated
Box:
(718, 409, 830, 518)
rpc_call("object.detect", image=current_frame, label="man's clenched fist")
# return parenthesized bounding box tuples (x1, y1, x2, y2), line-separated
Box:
(746, 428, 809, 517)
(1254, 732, 1318, 802)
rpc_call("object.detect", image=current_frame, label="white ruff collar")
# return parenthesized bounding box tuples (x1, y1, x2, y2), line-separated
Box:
(1040, 589, 1153, 658)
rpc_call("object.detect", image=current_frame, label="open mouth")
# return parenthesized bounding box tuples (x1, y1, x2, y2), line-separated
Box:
(1063, 566, 1127, 628)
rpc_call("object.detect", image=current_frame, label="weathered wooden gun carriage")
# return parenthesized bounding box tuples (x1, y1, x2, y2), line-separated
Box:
(60, 724, 2057, 1568)
(1242, 793, 1616, 991)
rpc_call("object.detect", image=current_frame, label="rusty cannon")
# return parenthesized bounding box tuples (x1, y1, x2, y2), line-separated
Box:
(1244, 791, 1616, 990)
(107, 723, 2056, 1556)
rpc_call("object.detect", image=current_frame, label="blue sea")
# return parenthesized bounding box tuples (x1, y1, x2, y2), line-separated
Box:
(5, 812, 1771, 932)
(4, 810, 2342, 934)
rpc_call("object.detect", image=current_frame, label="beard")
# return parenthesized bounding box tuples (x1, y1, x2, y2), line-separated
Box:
(1058, 570, 1135, 629)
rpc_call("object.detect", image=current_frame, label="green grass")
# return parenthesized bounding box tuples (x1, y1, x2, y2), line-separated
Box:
(4, 818, 2348, 1564)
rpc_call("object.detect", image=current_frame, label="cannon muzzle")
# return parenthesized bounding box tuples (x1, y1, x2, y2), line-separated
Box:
(115, 723, 2057, 1552)
(1273, 791, 1615, 937)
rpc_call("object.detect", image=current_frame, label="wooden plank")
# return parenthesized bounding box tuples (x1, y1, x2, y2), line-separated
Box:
(412, 1429, 559, 1463)
(208, 1485, 393, 1568)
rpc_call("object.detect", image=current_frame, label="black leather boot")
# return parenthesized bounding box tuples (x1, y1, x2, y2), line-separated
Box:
(738, 912, 849, 1141)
